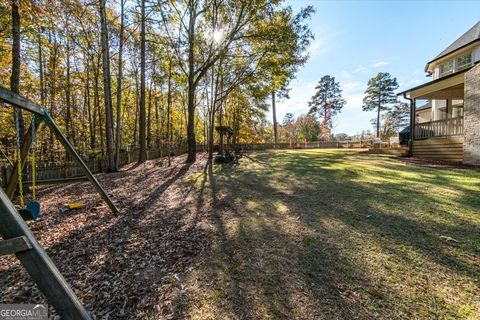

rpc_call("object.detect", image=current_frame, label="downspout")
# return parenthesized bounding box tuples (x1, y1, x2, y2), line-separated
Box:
(403, 93, 414, 156)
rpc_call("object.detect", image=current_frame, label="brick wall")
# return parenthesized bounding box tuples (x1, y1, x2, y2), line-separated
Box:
(463, 63, 480, 165)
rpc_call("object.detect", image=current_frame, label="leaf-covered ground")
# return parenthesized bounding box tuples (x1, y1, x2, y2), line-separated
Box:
(1, 150, 479, 319)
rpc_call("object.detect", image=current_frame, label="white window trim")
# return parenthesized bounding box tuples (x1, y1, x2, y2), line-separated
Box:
(455, 52, 473, 71)
(438, 52, 472, 78)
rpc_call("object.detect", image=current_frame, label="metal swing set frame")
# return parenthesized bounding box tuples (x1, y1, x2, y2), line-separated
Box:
(0, 86, 120, 320)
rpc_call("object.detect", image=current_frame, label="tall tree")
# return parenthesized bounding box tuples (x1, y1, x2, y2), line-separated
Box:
(0, 0, 318, 169)
(362, 72, 399, 138)
(158, 1, 286, 162)
(99, 0, 115, 171)
(267, 6, 314, 145)
(308, 75, 346, 140)
(11, 0, 24, 146)
(138, 0, 147, 163)
(115, 0, 126, 169)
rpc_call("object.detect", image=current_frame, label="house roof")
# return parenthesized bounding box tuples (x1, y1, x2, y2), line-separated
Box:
(427, 20, 480, 66)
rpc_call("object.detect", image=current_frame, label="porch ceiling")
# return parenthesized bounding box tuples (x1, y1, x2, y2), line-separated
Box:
(414, 83, 464, 100)
(400, 71, 465, 100)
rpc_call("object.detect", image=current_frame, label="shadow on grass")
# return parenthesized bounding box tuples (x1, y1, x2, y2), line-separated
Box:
(2, 150, 478, 319)
(179, 150, 479, 319)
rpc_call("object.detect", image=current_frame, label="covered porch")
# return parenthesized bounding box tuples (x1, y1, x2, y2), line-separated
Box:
(408, 72, 465, 140)
(400, 72, 467, 162)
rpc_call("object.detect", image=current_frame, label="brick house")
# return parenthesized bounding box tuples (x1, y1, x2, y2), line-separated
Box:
(399, 21, 480, 165)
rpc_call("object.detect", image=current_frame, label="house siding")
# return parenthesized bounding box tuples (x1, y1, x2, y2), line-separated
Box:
(463, 63, 480, 165)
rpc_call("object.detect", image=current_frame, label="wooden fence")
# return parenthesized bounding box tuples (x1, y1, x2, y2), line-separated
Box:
(1, 139, 392, 187)
(0, 143, 198, 188)
(237, 140, 374, 151)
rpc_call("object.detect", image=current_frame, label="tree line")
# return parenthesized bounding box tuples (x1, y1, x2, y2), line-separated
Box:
(0, 0, 314, 170)
(270, 72, 408, 143)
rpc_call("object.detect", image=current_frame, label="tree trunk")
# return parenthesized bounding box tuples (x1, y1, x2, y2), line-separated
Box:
(186, 2, 197, 163)
(38, 30, 45, 160)
(272, 90, 278, 145)
(38, 31, 45, 106)
(208, 108, 215, 162)
(47, 33, 58, 161)
(147, 82, 152, 148)
(11, 0, 24, 146)
(99, 0, 115, 172)
(115, 0, 125, 170)
(207, 67, 216, 162)
(166, 57, 173, 166)
(138, 0, 147, 163)
(92, 59, 99, 150)
(154, 96, 160, 149)
(133, 64, 139, 146)
(376, 102, 381, 138)
(65, 38, 72, 142)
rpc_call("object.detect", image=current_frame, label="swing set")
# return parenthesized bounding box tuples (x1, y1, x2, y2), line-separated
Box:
(0, 86, 119, 320)
(14, 112, 40, 220)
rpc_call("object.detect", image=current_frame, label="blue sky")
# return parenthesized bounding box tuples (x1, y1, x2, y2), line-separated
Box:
(274, 0, 480, 135)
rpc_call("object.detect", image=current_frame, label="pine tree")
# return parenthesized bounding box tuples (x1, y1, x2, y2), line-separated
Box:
(282, 113, 294, 126)
(362, 72, 399, 138)
(308, 75, 345, 139)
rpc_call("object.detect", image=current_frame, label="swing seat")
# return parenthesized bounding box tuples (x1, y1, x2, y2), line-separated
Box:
(18, 207, 32, 220)
(18, 201, 41, 221)
(27, 201, 41, 220)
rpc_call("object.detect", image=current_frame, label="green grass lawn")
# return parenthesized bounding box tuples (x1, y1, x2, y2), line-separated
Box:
(179, 149, 479, 320)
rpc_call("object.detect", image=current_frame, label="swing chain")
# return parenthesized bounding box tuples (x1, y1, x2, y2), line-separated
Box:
(31, 116, 36, 200)
(14, 107, 25, 207)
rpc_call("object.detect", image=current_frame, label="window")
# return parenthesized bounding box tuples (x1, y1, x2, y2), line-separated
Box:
(452, 107, 463, 118)
(455, 52, 472, 71)
(433, 100, 447, 121)
(439, 60, 454, 77)
(438, 52, 473, 78)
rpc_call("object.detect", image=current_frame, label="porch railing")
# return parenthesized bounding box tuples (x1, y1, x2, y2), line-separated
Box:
(414, 116, 463, 140)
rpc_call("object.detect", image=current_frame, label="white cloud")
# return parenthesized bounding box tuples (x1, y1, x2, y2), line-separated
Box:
(372, 61, 389, 68)
(353, 65, 370, 74)
(307, 25, 344, 60)
(273, 80, 317, 121)
(342, 81, 364, 93)
(399, 78, 423, 88)
(341, 70, 353, 79)
(308, 39, 327, 59)
(398, 68, 428, 90)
